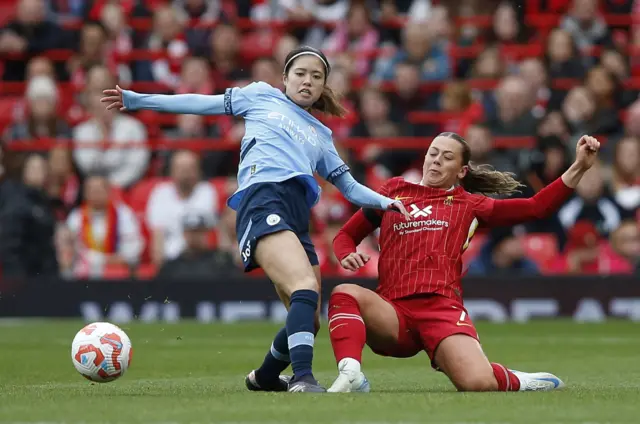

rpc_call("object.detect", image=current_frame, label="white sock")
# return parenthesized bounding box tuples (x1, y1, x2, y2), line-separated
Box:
(338, 357, 361, 374)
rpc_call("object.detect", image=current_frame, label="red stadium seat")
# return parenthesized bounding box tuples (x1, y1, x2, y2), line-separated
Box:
(0, 97, 21, 131)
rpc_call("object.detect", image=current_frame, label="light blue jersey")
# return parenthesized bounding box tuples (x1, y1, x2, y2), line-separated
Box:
(122, 82, 395, 212)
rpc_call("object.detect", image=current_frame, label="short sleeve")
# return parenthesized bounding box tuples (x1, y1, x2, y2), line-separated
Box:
(317, 142, 349, 184)
(224, 81, 268, 117)
(468, 193, 496, 223)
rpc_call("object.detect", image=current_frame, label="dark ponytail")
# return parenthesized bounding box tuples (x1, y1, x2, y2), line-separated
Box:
(283, 46, 347, 117)
(439, 132, 525, 196)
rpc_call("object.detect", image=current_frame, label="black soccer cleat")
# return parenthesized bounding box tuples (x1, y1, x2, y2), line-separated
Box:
(287, 374, 326, 393)
(245, 369, 291, 392)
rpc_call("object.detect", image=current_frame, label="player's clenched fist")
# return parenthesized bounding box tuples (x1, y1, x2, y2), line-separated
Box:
(340, 252, 370, 271)
(575, 135, 600, 170)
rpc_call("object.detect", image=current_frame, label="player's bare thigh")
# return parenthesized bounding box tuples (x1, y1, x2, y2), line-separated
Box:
(434, 334, 498, 392)
(255, 230, 318, 298)
(331, 284, 400, 349)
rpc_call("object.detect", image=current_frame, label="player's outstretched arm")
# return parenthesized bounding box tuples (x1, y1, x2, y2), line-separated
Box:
(101, 85, 227, 115)
(332, 172, 410, 220)
(333, 209, 379, 271)
(482, 135, 600, 227)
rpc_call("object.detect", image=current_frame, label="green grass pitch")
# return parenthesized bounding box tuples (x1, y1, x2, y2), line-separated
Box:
(0, 320, 639, 423)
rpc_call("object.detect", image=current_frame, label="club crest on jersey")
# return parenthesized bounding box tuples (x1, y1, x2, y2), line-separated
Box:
(444, 195, 454, 206)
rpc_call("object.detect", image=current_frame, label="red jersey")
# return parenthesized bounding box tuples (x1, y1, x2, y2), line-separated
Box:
(333, 177, 574, 302)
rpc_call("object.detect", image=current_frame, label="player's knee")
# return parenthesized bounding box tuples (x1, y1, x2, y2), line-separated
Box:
(452, 373, 498, 392)
(331, 283, 362, 298)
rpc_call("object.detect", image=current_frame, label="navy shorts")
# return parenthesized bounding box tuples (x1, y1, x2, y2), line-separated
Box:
(235, 178, 319, 272)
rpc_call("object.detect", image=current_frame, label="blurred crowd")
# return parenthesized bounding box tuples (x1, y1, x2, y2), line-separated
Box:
(0, 0, 638, 281)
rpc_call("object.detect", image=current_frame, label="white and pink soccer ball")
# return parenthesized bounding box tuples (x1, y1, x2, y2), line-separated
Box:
(71, 322, 133, 382)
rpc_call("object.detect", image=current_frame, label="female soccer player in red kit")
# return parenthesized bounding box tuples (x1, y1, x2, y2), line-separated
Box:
(327, 132, 601, 393)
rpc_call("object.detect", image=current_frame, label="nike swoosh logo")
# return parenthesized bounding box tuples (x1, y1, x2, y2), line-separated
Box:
(456, 321, 473, 327)
(394, 196, 411, 201)
(329, 323, 347, 333)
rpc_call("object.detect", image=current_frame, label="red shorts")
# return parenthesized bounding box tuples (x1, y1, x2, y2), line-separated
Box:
(367, 294, 479, 369)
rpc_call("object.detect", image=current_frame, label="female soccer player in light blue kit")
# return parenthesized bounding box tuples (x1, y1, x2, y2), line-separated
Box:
(101, 46, 410, 392)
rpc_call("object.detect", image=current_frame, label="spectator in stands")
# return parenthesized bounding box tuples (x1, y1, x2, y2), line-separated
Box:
(158, 211, 239, 279)
(0, 153, 58, 279)
(372, 21, 450, 82)
(73, 65, 149, 188)
(146, 150, 218, 265)
(174, 0, 227, 21)
(548, 219, 633, 275)
(610, 136, 640, 213)
(176, 56, 214, 95)
(438, 81, 483, 137)
(486, 2, 529, 67)
(469, 46, 505, 79)
(465, 123, 519, 175)
(558, 161, 624, 236)
(601, 48, 638, 108)
(46, 0, 89, 20)
(25, 56, 55, 80)
(3, 75, 71, 144)
(486, 76, 538, 136)
(388, 61, 432, 135)
(273, 34, 298, 69)
(145, 5, 189, 88)
(205, 23, 250, 89)
(544, 28, 585, 79)
(322, 0, 379, 78)
(47, 145, 80, 221)
(537, 111, 572, 144)
(623, 99, 640, 141)
(251, 57, 281, 90)
(560, 0, 612, 55)
(68, 21, 111, 89)
(64, 173, 143, 279)
(351, 86, 418, 178)
(466, 226, 540, 277)
(562, 85, 598, 146)
(519, 58, 562, 117)
(583, 65, 622, 135)
(610, 220, 640, 273)
(523, 135, 572, 245)
(0, 0, 65, 81)
(99, 2, 133, 85)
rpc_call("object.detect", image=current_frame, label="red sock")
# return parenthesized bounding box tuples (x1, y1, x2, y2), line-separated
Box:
(491, 363, 521, 391)
(328, 292, 367, 364)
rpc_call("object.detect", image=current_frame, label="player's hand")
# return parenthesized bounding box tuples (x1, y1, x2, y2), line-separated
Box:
(101, 85, 127, 111)
(340, 252, 371, 272)
(574, 135, 600, 170)
(388, 200, 411, 220)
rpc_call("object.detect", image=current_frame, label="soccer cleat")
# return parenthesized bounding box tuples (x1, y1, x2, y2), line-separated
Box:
(287, 374, 326, 393)
(511, 370, 565, 391)
(327, 358, 371, 393)
(245, 370, 291, 392)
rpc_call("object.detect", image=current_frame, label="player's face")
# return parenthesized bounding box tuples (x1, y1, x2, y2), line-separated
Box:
(283, 55, 326, 109)
(422, 136, 467, 188)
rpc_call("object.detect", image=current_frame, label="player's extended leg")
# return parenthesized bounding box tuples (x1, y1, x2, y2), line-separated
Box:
(434, 334, 565, 392)
(253, 231, 324, 392)
(326, 284, 404, 393)
(246, 266, 323, 392)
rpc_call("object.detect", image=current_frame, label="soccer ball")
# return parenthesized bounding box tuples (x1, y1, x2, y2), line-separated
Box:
(71, 322, 133, 382)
